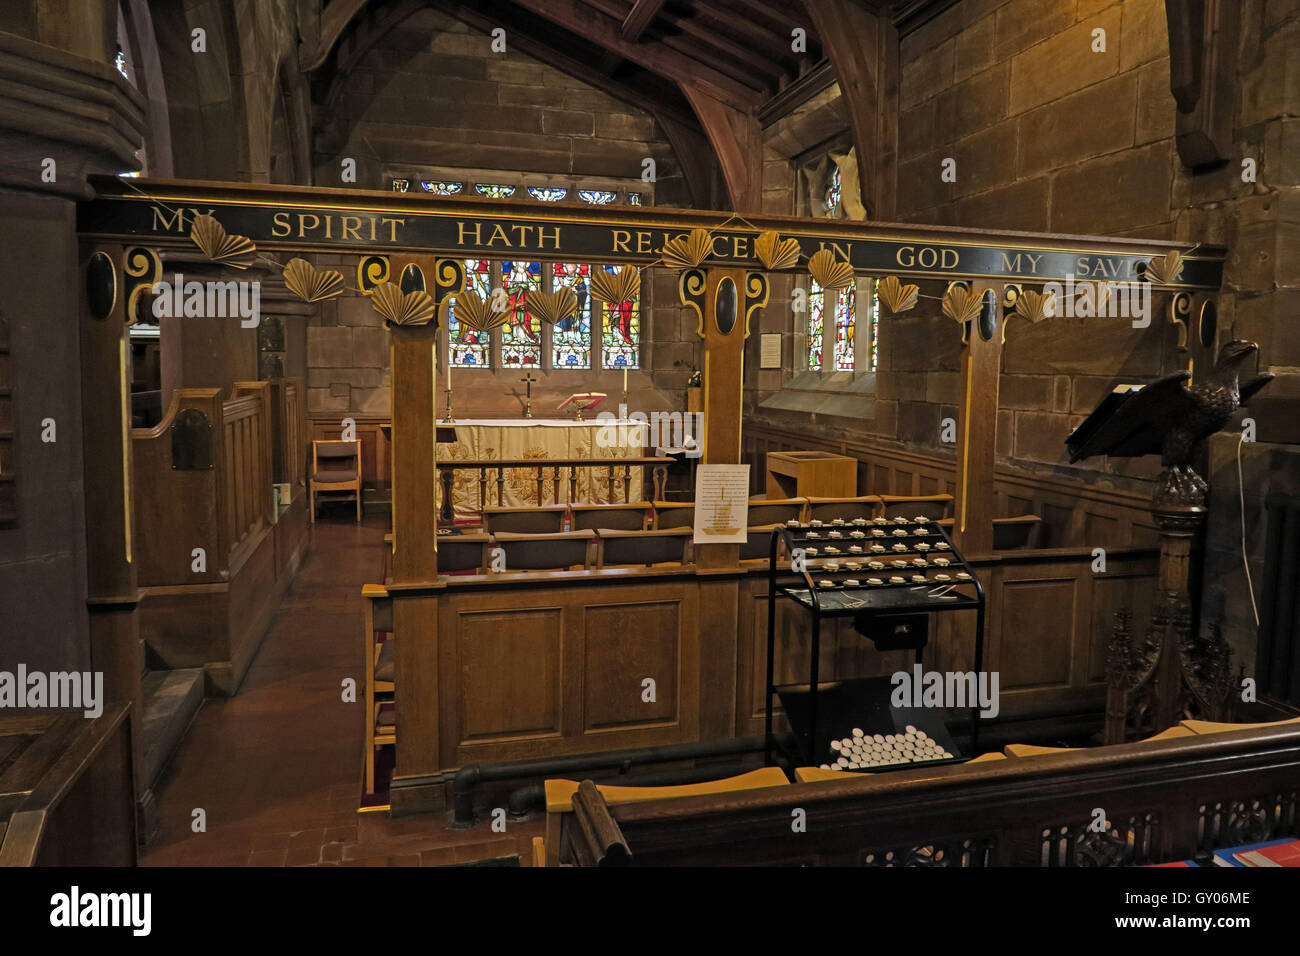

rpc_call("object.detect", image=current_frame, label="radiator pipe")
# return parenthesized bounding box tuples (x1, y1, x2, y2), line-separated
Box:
(451, 735, 765, 827)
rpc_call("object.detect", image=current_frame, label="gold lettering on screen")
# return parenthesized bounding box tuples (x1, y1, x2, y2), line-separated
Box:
(896, 245, 959, 270)
(1000, 252, 1042, 273)
(456, 220, 561, 250)
(269, 211, 404, 242)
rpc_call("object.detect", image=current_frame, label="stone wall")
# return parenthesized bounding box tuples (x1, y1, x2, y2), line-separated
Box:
(305, 7, 702, 420)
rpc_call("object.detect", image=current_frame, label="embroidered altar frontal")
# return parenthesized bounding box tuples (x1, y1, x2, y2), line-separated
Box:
(438, 419, 647, 518)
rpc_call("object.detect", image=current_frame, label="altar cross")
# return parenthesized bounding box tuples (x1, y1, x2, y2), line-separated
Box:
(520, 371, 537, 419)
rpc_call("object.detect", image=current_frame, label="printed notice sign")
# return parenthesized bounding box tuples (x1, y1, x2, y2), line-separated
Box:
(693, 464, 751, 544)
(760, 333, 782, 369)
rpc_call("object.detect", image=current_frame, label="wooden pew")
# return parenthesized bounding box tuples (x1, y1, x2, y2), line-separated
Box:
(0, 705, 136, 866)
(541, 768, 790, 866)
(131, 380, 309, 694)
(552, 722, 1300, 866)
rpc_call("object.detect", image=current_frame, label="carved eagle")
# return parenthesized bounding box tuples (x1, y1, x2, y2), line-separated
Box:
(1066, 340, 1273, 467)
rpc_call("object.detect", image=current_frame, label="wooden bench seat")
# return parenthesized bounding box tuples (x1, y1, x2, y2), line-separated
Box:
(551, 722, 1300, 866)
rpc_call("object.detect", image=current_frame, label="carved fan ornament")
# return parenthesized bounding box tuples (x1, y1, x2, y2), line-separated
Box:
(1014, 288, 1055, 323)
(590, 265, 640, 304)
(1143, 250, 1186, 286)
(807, 248, 854, 290)
(370, 281, 436, 327)
(527, 286, 578, 325)
(941, 284, 983, 325)
(754, 230, 802, 271)
(283, 258, 344, 303)
(446, 289, 509, 332)
(661, 228, 714, 269)
(189, 214, 256, 269)
(876, 276, 919, 314)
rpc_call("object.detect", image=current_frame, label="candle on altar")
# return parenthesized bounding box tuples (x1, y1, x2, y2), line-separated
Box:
(622, 367, 627, 393)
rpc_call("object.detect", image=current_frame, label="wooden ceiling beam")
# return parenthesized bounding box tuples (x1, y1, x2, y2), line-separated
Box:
(621, 0, 667, 41)
(652, 108, 720, 209)
(690, 0, 806, 61)
(680, 81, 763, 212)
(582, 0, 784, 90)
(507, 0, 765, 108)
(434, 0, 702, 129)
(803, 0, 895, 219)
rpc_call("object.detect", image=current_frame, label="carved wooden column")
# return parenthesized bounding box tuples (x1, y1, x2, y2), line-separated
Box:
(375, 256, 462, 809)
(951, 281, 1002, 556)
(679, 266, 768, 570)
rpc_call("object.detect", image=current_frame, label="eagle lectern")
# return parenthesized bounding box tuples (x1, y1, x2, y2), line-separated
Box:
(1067, 341, 1274, 743)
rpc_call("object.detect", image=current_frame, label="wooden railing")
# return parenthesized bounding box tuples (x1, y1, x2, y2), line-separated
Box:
(271, 377, 306, 495)
(224, 382, 273, 558)
(438, 456, 674, 521)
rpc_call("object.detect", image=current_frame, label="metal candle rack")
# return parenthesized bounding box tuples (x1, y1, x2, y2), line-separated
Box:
(763, 517, 987, 772)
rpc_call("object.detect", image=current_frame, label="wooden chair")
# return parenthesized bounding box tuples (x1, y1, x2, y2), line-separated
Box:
(596, 528, 693, 567)
(746, 497, 807, 527)
(806, 495, 884, 523)
(570, 503, 651, 532)
(936, 514, 1044, 549)
(491, 530, 596, 571)
(482, 505, 569, 534)
(652, 500, 694, 530)
(310, 439, 362, 522)
(438, 532, 490, 574)
(876, 493, 954, 519)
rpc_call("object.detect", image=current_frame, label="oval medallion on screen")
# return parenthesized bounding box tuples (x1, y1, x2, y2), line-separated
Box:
(86, 251, 117, 320)
(978, 289, 998, 341)
(715, 276, 737, 335)
(1198, 300, 1217, 349)
(400, 263, 426, 293)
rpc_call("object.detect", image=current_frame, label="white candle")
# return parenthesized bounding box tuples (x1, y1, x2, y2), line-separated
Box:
(622, 367, 627, 393)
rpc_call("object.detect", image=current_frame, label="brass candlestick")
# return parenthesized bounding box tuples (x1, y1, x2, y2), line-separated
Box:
(442, 385, 455, 423)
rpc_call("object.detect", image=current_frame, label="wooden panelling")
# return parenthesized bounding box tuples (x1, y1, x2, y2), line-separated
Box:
(457, 608, 563, 742)
(996, 576, 1078, 690)
(744, 422, 1153, 552)
(584, 602, 681, 731)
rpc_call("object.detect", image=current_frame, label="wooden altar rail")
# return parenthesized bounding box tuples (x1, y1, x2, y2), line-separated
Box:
(550, 722, 1300, 866)
(439, 456, 673, 519)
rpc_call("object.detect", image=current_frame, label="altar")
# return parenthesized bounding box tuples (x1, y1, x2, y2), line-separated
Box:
(437, 418, 651, 519)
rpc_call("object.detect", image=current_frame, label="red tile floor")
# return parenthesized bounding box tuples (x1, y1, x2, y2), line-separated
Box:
(142, 513, 542, 866)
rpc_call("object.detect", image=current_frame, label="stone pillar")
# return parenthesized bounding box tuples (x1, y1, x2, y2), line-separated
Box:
(0, 20, 148, 826)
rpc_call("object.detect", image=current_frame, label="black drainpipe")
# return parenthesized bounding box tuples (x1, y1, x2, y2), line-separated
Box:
(450, 735, 765, 827)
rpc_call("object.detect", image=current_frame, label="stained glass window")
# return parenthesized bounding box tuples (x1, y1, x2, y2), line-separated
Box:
(421, 181, 462, 195)
(391, 179, 410, 192)
(501, 260, 542, 367)
(475, 184, 516, 198)
(825, 165, 842, 217)
(528, 186, 567, 202)
(599, 266, 639, 369)
(448, 258, 492, 368)
(114, 47, 128, 79)
(833, 283, 856, 371)
(869, 288, 879, 371)
(551, 263, 591, 369)
(808, 278, 856, 371)
(808, 280, 825, 371)
(627, 193, 642, 206)
(579, 189, 617, 205)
